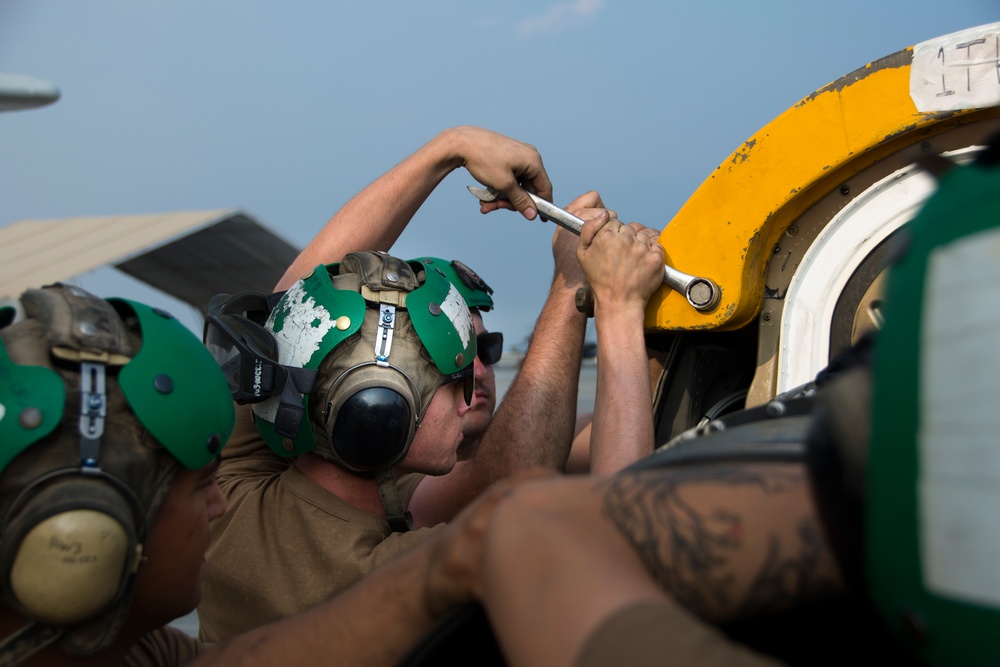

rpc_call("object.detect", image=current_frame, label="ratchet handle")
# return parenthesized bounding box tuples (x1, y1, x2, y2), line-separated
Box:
(469, 184, 719, 311)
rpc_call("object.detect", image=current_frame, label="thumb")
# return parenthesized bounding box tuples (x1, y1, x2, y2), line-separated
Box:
(578, 210, 612, 251)
(502, 185, 539, 221)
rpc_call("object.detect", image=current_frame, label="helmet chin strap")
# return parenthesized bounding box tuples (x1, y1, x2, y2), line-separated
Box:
(375, 468, 413, 532)
(0, 622, 63, 665)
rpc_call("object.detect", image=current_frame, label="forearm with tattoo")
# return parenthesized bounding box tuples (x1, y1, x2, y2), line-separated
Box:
(602, 466, 842, 622)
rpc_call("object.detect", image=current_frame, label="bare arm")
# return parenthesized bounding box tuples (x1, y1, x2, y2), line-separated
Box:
(408, 192, 606, 526)
(275, 126, 552, 290)
(577, 215, 664, 474)
(482, 465, 843, 667)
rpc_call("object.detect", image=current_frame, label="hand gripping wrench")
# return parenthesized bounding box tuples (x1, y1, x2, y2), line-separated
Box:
(467, 185, 720, 312)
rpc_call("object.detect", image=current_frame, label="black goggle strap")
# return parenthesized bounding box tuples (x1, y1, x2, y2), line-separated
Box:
(375, 467, 413, 533)
(272, 366, 318, 440)
(78, 361, 107, 471)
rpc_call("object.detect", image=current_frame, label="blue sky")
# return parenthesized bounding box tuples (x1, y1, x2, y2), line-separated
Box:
(2, 1, 996, 342)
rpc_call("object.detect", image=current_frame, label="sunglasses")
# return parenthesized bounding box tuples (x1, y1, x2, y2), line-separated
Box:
(476, 331, 503, 366)
(442, 364, 475, 406)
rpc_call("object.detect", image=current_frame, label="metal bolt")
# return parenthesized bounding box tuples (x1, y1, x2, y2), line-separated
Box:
(765, 400, 786, 417)
(454, 353, 465, 367)
(77, 321, 97, 337)
(688, 282, 715, 308)
(920, 141, 932, 153)
(282, 438, 295, 452)
(385, 272, 399, 283)
(762, 312, 771, 322)
(772, 244, 781, 254)
(19, 408, 43, 429)
(786, 225, 798, 237)
(206, 433, 221, 454)
(839, 184, 851, 196)
(153, 374, 174, 394)
(335, 316, 351, 331)
(428, 303, 441, 316)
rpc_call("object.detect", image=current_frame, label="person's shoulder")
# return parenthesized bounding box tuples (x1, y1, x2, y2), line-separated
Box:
(121, 625, 207, 667)
(217, 404, 291, 487)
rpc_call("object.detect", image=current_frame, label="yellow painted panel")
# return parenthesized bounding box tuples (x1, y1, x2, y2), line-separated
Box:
(644, 48, 972, 331)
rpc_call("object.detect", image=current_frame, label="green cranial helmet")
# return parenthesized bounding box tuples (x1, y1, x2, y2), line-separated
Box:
(411, 257, 494, 312)
(0, 284, 235, 659)
(252, 251, 477, 469)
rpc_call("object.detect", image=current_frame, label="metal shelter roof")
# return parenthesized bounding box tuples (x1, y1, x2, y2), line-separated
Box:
(0, 209, 300, 313)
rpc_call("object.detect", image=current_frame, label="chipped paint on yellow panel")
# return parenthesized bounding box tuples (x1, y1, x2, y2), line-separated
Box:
(644, 47, 968, 331)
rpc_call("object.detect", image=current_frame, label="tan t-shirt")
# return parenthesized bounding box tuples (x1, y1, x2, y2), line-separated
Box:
(575, 601, 785, 667)
(197, 404, 444, 642)
(121, 626, 205, 667)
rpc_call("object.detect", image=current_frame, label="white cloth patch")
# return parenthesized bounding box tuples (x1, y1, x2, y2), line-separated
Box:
(911, 22, 1000, 112)
(439, 284, 473, 349)
(919, 225, 1000, 608)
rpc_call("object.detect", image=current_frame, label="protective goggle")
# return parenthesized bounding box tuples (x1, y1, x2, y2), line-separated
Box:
(204, 292, 285, 403)
(203, 291, 316, 439)
(441, 363, 474, 406)
(477, 332, 503, 366)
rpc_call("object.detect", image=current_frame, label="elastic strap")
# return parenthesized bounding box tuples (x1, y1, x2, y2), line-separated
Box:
(375, 468, 413, 532)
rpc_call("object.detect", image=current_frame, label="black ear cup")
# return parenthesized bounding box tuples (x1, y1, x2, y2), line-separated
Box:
(331, 387, 413, 472)
(0, 476, 140, 627)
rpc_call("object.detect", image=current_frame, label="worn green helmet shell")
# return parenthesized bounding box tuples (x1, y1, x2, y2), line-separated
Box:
(112, 299, 236, 469)
(411, 257, 494, 312)
(0, 335, 65, 473)
(0, 293, 235, 472)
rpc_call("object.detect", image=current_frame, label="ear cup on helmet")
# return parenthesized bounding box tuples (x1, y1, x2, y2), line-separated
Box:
(11, 510, 131, 625)
(331, 387, 413, 472)
(0, 477, 140, 628)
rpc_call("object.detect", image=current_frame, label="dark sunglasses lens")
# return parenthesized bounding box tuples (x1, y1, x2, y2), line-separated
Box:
(463, 368, 474, 405)
(476, 332, 503, 366)
(443, 366, 475, 406)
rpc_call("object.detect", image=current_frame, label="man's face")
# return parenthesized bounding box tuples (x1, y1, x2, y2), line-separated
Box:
(458, 311, 496, 456)
(401, 376, 470, 476)
(129, 461, 226, 625)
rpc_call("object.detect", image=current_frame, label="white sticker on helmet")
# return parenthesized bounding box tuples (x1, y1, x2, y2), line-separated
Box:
(919, 226, 1000, 608)
(439, 284, 473, 349)
(267, 280, 338, 369)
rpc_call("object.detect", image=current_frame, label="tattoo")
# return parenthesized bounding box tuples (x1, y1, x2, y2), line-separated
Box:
(602, 466, 838, 620)
(737, 518, 841, 616)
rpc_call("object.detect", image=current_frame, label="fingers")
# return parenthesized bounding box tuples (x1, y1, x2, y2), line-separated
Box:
(564, 190, 605, 214)
(578, 210, 614, 250)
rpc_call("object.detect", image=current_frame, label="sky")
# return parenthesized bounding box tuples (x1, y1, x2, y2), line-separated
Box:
(1, 1, 997, 344)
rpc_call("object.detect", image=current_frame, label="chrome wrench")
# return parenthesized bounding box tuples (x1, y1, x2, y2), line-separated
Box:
(467, 185, 720, 312)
